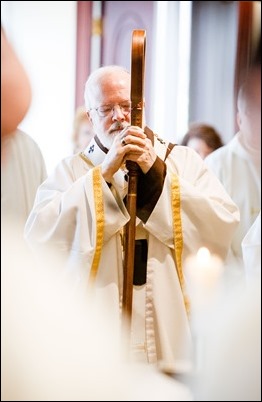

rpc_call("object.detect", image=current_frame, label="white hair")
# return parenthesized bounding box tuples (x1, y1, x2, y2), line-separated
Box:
(84, 65, 130, 111)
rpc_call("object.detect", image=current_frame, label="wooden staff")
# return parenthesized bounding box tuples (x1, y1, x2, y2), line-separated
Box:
(122, 30, 146, 342)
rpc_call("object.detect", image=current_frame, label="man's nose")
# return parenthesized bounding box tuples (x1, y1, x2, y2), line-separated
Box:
(112, 105, 125, 121)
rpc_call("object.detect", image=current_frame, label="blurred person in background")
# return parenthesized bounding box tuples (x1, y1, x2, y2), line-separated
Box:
(239, 35, 261, 286)
(1, 28, 47, 230)
(192, 278, 261, 401)
(1, 28, 31, 143)
(190, 60, 261, 398)
(2, 244, 193, 401)
(242, 210, 261, 285)
(1, 129, 47, 228)
(72, 105, 95, 153)
(205, 70, 261, 275)
(1, 29, 46, 229)
(181, 123, 223, 160)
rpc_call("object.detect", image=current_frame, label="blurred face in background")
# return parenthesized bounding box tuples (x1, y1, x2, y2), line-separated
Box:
(74, 118, 94, 153)
(237, 68, 261, 150)
(187, 137, 214, 159)
(72, 107, 95, 153)
(181, 123, 223, 160)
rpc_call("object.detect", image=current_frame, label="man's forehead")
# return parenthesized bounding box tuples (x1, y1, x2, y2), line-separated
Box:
(90, 75, 130, 96)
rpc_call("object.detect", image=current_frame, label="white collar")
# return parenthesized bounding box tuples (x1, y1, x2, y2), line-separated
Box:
(82, 136, 106, 167)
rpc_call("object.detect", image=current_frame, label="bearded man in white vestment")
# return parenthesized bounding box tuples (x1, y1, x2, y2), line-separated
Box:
(1, 33, 192, 400)
(205, 70, 261, 274)
(25, 65, 239, 373)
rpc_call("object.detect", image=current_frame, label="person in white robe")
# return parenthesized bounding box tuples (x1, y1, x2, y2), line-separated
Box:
(242, 210, 261, 284)
(205, 73, 261, 274)
(25, 65, 239, 374)
(1, 28, 47, 233)
(1, 129, 47, 229)
(1, 38, 192, 400)
(192, 279, 261, 401)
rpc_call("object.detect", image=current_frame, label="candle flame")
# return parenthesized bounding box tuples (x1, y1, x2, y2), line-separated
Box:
(197, 247, 211, 267)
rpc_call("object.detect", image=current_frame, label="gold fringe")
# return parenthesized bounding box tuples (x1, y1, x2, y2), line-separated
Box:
(79, 152, 91, 165)
(88, 166, 104, 287)
(171, 175, 190, 314)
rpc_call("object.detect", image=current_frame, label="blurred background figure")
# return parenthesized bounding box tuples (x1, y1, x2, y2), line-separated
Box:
(181, 123, 223, 159)
(1, 28, 47, 231)
(1, 28, 31, 142)
(205, 70, 261, 275)
(192, 280, 261, 401)
(72, 105, 95, 153)
(242, 209, 261, 285)
(2, 246, 193, 401)
(1, 129, 47, 229)
(240, 43, 261, 286)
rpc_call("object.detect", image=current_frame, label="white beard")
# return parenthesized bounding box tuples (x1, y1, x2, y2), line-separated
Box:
(99, 130, 123, 149)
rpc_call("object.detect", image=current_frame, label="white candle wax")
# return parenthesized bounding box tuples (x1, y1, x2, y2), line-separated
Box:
(184, 247, 224, 309)
(184, 247, 224, 373)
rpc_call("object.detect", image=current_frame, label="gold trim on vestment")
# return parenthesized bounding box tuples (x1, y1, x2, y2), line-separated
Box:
(79, 153, 104, 286)
(88, 166, 104, 286)
(171, 175, 190, 314)
(79, 152, 90, 164)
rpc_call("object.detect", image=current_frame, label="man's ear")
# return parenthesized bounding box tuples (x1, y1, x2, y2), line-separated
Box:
(87, 111, 93, 124)
(236, 111, 241, 129)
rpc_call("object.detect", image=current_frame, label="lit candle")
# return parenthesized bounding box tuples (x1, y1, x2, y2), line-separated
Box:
(184, 247, 224, 372)
(184, 247, 224, 310)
